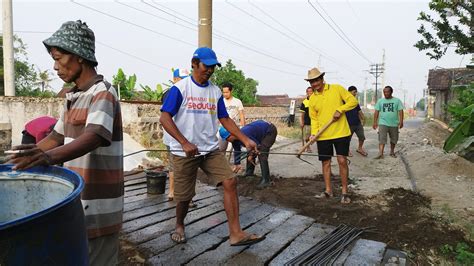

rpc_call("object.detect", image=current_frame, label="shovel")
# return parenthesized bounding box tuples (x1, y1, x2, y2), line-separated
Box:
(296, 119, 335, 158)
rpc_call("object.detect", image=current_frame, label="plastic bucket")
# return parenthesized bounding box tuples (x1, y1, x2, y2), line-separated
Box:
(0, 164, 88, 265)
(146, 170, 167, 194)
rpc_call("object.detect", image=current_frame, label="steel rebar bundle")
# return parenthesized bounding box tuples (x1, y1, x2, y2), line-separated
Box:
(284, 224, 370, 266)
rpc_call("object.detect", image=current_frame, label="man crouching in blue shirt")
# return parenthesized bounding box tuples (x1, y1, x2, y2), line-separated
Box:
(160, 47, 265, 247)
(219, 120, 278, 189)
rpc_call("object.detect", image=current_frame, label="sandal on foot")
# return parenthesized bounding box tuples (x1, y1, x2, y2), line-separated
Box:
(170, 231, 186, 244)
(188, 200, 197, 208)
(341, 194, 351, 204)
(389, 153, 397, 158)
(230, 234, 266, 246)
(374, 154, 384, 159)
(356, 150, 368, 157)
(314, 191, 334, 199)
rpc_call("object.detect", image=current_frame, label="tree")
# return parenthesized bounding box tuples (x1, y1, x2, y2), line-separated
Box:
(415, 0, 473, 60)
(211, 59, 259, 104)
(112, 68, 136, 100)
(35, 68, 54, 92)
(1, 35, 42, 96)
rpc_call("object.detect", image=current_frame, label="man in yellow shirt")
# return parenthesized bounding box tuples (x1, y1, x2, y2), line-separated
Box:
(306, 68, 358, 204)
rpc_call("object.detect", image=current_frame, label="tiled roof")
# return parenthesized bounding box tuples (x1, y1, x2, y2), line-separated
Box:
(428, 68, 474, 91)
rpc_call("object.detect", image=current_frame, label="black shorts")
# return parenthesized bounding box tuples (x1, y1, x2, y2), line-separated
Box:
(316, 136, 351, 161)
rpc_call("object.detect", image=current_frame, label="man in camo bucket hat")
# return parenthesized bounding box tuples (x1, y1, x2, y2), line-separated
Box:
(43, 20, 98, 66)
(10, 20, 123, 266)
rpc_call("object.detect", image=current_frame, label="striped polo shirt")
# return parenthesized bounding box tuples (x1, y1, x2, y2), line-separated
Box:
(51, 75, 124, 239)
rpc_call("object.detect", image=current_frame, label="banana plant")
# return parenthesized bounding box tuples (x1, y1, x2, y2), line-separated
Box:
(141, 83, 164, 102)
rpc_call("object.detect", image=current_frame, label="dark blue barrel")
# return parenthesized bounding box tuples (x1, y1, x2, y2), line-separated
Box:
(0, 165, 88, 265)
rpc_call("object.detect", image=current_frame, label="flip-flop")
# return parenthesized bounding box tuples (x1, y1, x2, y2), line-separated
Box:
(356, 150, 368, 157)
(314, 191, 334, 199)
(230, 234, 266, 246)
(390, 153, 397, 158)
(188, 200, 197, 208)
(341, 194, 351, 204)
(170, 231, 187, 244)
(374, 154, 384, 160)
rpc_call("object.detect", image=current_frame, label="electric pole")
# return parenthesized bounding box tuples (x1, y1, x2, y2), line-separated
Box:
(198, 0, 212, 48)
(368, 63, 384, 103)
(3, 0, 15, 96)
(363, 76, 368, 108)
(381, 49, 386, 88)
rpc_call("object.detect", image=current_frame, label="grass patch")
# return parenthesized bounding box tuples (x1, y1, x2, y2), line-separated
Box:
(277, 125, 302, 139)
(440, 242, 474, 265)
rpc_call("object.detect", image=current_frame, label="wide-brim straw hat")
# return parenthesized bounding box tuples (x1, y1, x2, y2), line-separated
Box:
(304, 67, 325, 81)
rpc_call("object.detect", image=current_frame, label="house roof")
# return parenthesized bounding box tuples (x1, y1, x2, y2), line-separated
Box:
(428, 68, 474, 91)
(257, 94, 291, 105)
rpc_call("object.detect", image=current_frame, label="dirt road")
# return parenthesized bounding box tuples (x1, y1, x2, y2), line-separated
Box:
(224, 115, 473, 264)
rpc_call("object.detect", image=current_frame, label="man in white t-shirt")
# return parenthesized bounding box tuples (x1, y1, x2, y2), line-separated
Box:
(160, 47, 264, 246)
(220, 83, 246, 154)
(222, 83, 245, 127)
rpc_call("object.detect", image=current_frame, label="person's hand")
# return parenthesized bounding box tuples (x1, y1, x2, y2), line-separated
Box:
(243, 139, 258, 154)
(361, 119, 365, 126)
(300, 123, 305, 129)
(373, 123, 378, 130)
(399, 121, 403, 129)
(309, 134, 317, 143)
(232, 164, 242, 173)
(181, 141, 199, 158)
(8, 144, 53, 170)
(333, 111, 342, 121)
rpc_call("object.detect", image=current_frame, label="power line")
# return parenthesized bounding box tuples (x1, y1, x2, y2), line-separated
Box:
(308, 0, 372, 64)
(114, 0, 311, 70)
(14, 30, 170, 70)
(226, 0, 318, 61)
(247, 0, 357, 74)
(70, 0, 195, 47)
(116, 1, 196, 31)
(313, 0, 368, 62)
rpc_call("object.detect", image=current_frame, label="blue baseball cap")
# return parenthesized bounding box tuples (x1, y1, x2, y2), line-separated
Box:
(193, 47, 221, 67)
(219, 127, 230, 140)
(173, 68, 189, 79)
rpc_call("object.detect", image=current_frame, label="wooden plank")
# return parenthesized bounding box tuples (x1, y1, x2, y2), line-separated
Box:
(343, 239, 386, 265)
(140, 199, 260, 258)
(227, 215, 314, 265)
(146, 200, 268, 265)
(187, 208, 294, 265)
(124, 172, 146, 182)
(125, 177, 147, 186)
(124, 185, 217, 212)
(124, 187, 147, 197)
(125, 183, 147, 192)
(269, 223, 334, 266)
(207, 203, 278, 239)
(126, 198, 227, 244)
(123, 194, 223, 235)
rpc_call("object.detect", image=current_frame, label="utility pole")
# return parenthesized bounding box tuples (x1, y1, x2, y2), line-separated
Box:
(3, 0, 15, 96)
(368, 63, 384, 103)
(381, 49, 386, 88)
(363, 76, 368, 108)
(198, 0, 212, 48)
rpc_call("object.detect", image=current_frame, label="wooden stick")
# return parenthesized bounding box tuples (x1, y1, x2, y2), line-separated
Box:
(296, 119, 335, 158)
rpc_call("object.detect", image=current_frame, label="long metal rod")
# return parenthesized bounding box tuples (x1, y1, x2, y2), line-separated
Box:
(124, 149, 349, 159)
(286, 225, 366, 266)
